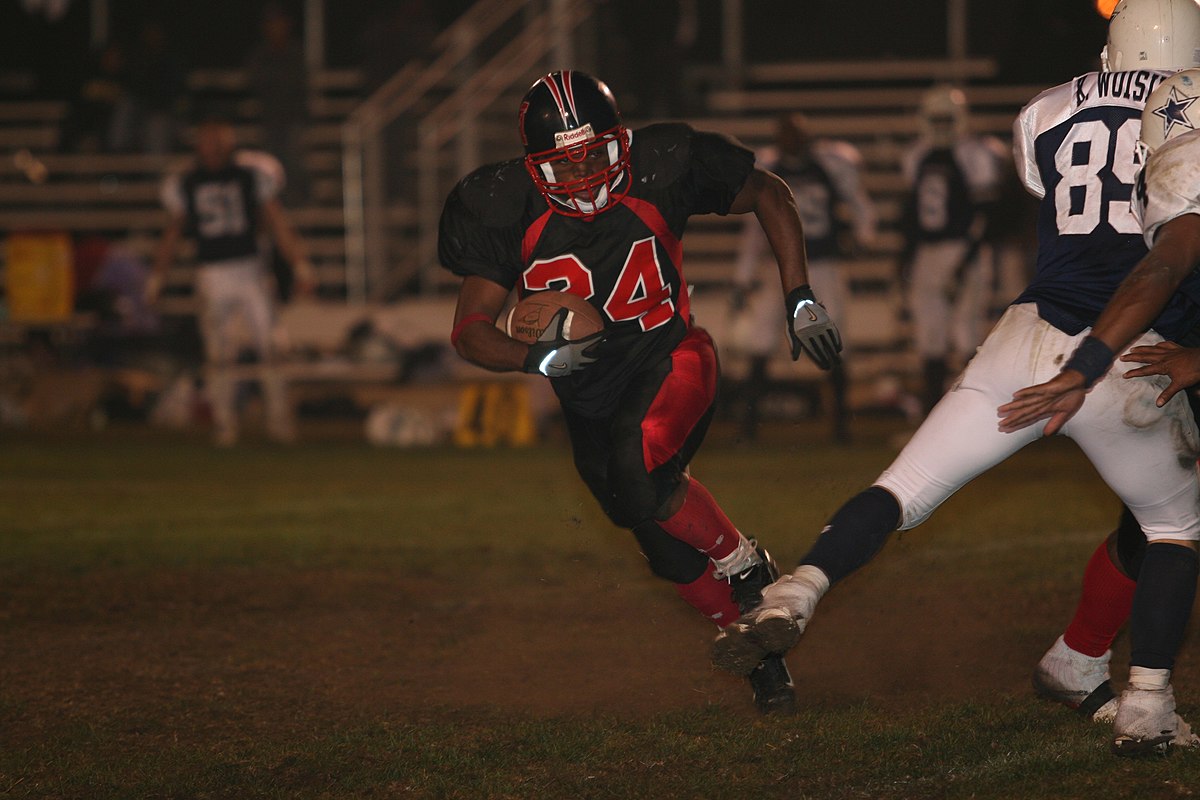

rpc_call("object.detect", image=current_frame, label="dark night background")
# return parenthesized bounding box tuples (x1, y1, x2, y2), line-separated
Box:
(0, 0, 1110, 99)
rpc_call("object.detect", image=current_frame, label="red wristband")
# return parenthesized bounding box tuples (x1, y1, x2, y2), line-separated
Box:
(450, 312, 494, 347)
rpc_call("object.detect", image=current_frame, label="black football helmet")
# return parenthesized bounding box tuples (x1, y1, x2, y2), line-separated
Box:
(518, 70, 631, 218)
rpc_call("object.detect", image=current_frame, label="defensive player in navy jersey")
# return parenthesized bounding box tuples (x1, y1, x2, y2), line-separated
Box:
(730, 113, 877, 443)
(898, 85, 1007, 414)
(711, 0, 1200, 753)
(1000, 66, 1200, 755)
(438, 71, 842, 714)
(147, 117, 315, 446)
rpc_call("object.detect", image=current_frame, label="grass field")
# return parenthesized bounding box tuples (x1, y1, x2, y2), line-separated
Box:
(3, 418, 1200, 799)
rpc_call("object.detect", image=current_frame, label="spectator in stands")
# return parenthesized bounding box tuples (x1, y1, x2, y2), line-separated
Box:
(126, 19, 189, 154)
(244, 2, 311, 205)
(896, 85, 1008, 415)
(57, 41, 135, 153)
(729, 113, 876, 443)
(146, 117, 315, 446)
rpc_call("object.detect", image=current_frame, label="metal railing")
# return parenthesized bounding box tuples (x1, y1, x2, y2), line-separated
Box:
(341, 0, 592, 302)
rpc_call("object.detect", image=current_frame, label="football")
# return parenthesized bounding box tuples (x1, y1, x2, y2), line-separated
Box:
(505, 291, 605, 344)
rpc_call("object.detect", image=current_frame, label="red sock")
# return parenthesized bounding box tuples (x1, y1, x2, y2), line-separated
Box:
(1063, 539, 1136, 657)
(675, 561, 739, 627)
(657, 479, 740, 561)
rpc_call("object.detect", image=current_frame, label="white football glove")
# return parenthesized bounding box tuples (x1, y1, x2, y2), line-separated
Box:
(522, 307, 605, 378)
(785, 285, 842, 370)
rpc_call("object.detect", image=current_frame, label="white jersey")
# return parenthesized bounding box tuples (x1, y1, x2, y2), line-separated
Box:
(1135, 128, 1200, 246)
(863, 73, 1200, 546)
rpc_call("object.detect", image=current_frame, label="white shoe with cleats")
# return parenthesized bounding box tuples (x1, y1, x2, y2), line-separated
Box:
(1032, 636, 1118, 723)
(710, 568, 827, 676)
(1111, 684, 1200, 756)
(711, 607, 802, 676)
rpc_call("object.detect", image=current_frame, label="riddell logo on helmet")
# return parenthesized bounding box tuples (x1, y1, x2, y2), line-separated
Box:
(554, 125, 595, 149)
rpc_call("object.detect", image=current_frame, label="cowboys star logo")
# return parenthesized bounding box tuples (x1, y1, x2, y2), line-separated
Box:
(1150, 85, 1198, 141)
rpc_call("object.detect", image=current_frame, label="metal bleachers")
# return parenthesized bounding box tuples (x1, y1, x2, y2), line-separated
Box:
(0, 67, 365, 312)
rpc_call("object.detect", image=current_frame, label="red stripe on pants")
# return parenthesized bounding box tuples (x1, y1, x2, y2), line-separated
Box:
(641, 327, 717, 473)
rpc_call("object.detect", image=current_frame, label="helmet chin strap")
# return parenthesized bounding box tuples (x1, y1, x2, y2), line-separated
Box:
(1100, 44, 1114, 72)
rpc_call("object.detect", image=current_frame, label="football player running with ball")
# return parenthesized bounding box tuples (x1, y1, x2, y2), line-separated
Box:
(710, 0, 1200, 754)
(438, 71, 842, 714)
(1000, 66, 1200, 755)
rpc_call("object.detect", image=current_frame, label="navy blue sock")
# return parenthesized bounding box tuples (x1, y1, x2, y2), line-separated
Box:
(799, 486, 901, 585)
(1129, 543, 1199, 671)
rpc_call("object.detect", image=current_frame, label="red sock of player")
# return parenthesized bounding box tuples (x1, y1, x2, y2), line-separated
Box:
(1063, 539, 1136, 658)
(675, 561, 739, 627)
(657, 479, 740, 561)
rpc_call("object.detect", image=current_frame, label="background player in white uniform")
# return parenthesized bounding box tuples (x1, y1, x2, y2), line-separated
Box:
(730, 113, 876, 443)
(999, 66, 1200, 754)
(711, 0, 1200, 756)
(899, 86, 1008, 414)
(148, 118, 315, 446)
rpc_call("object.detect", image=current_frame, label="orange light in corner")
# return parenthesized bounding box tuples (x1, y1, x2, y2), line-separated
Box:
(1096, 0, 1119, 18)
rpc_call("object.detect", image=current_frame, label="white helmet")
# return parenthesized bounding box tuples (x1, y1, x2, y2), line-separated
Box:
(1140, 67, 1200, 151)
(1101, 0, 1200, 72)
(918, 84, 968, 144)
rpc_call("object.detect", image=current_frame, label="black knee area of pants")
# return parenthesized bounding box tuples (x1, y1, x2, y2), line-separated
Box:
(1129, 543, 1199, 671)
(632, 520, 709, 584)
(799, 486, 901, 585)
(603, 467, 683, 529)
(1115, 505, 1147, 579)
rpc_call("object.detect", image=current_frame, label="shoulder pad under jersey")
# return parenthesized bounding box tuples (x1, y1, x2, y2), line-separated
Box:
(628, 122, 696, 189)
(453, 157, 537, 228)
(1139, 129, 1200, 246)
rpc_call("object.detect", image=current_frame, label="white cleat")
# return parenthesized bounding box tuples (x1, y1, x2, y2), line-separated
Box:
(711, 607, 802, 677)
(1032, 636, 1118, 723)
(1111, 684, 1200, 757)
(711, 567, 829, 677)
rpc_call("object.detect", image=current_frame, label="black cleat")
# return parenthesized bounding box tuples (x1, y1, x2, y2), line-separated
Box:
(749, 652, 798, 715)
(722, 542, 798, 714)
(728, 541, 779, 614)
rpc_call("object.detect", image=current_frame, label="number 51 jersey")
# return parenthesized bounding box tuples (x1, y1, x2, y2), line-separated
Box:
(439, 122, 755, 418)
(1011, 68, 1198, 342)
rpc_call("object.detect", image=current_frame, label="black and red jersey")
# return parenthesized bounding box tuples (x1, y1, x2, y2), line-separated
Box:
(439, 122, 754, 417)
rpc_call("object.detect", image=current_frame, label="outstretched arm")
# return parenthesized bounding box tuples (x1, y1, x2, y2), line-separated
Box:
(728, 168, 809, 295)
(998, 213, 1200, 434)
(729, 168, 841, 369)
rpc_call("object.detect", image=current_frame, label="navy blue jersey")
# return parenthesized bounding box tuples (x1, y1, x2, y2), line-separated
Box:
(774, 157, 843, 261)
(181, 165, 260, 262)
(439, 123, 755, 418)
(1012, 69, 1199, 340)
(162, 150, 283, 265)
(909, 148, 975, 242)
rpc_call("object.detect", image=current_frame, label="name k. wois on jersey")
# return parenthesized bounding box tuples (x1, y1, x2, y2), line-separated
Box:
(1014, 69, 1200, 342)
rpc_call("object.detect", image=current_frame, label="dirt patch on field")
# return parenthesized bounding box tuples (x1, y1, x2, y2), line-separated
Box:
(10, 559, 1191, 748)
